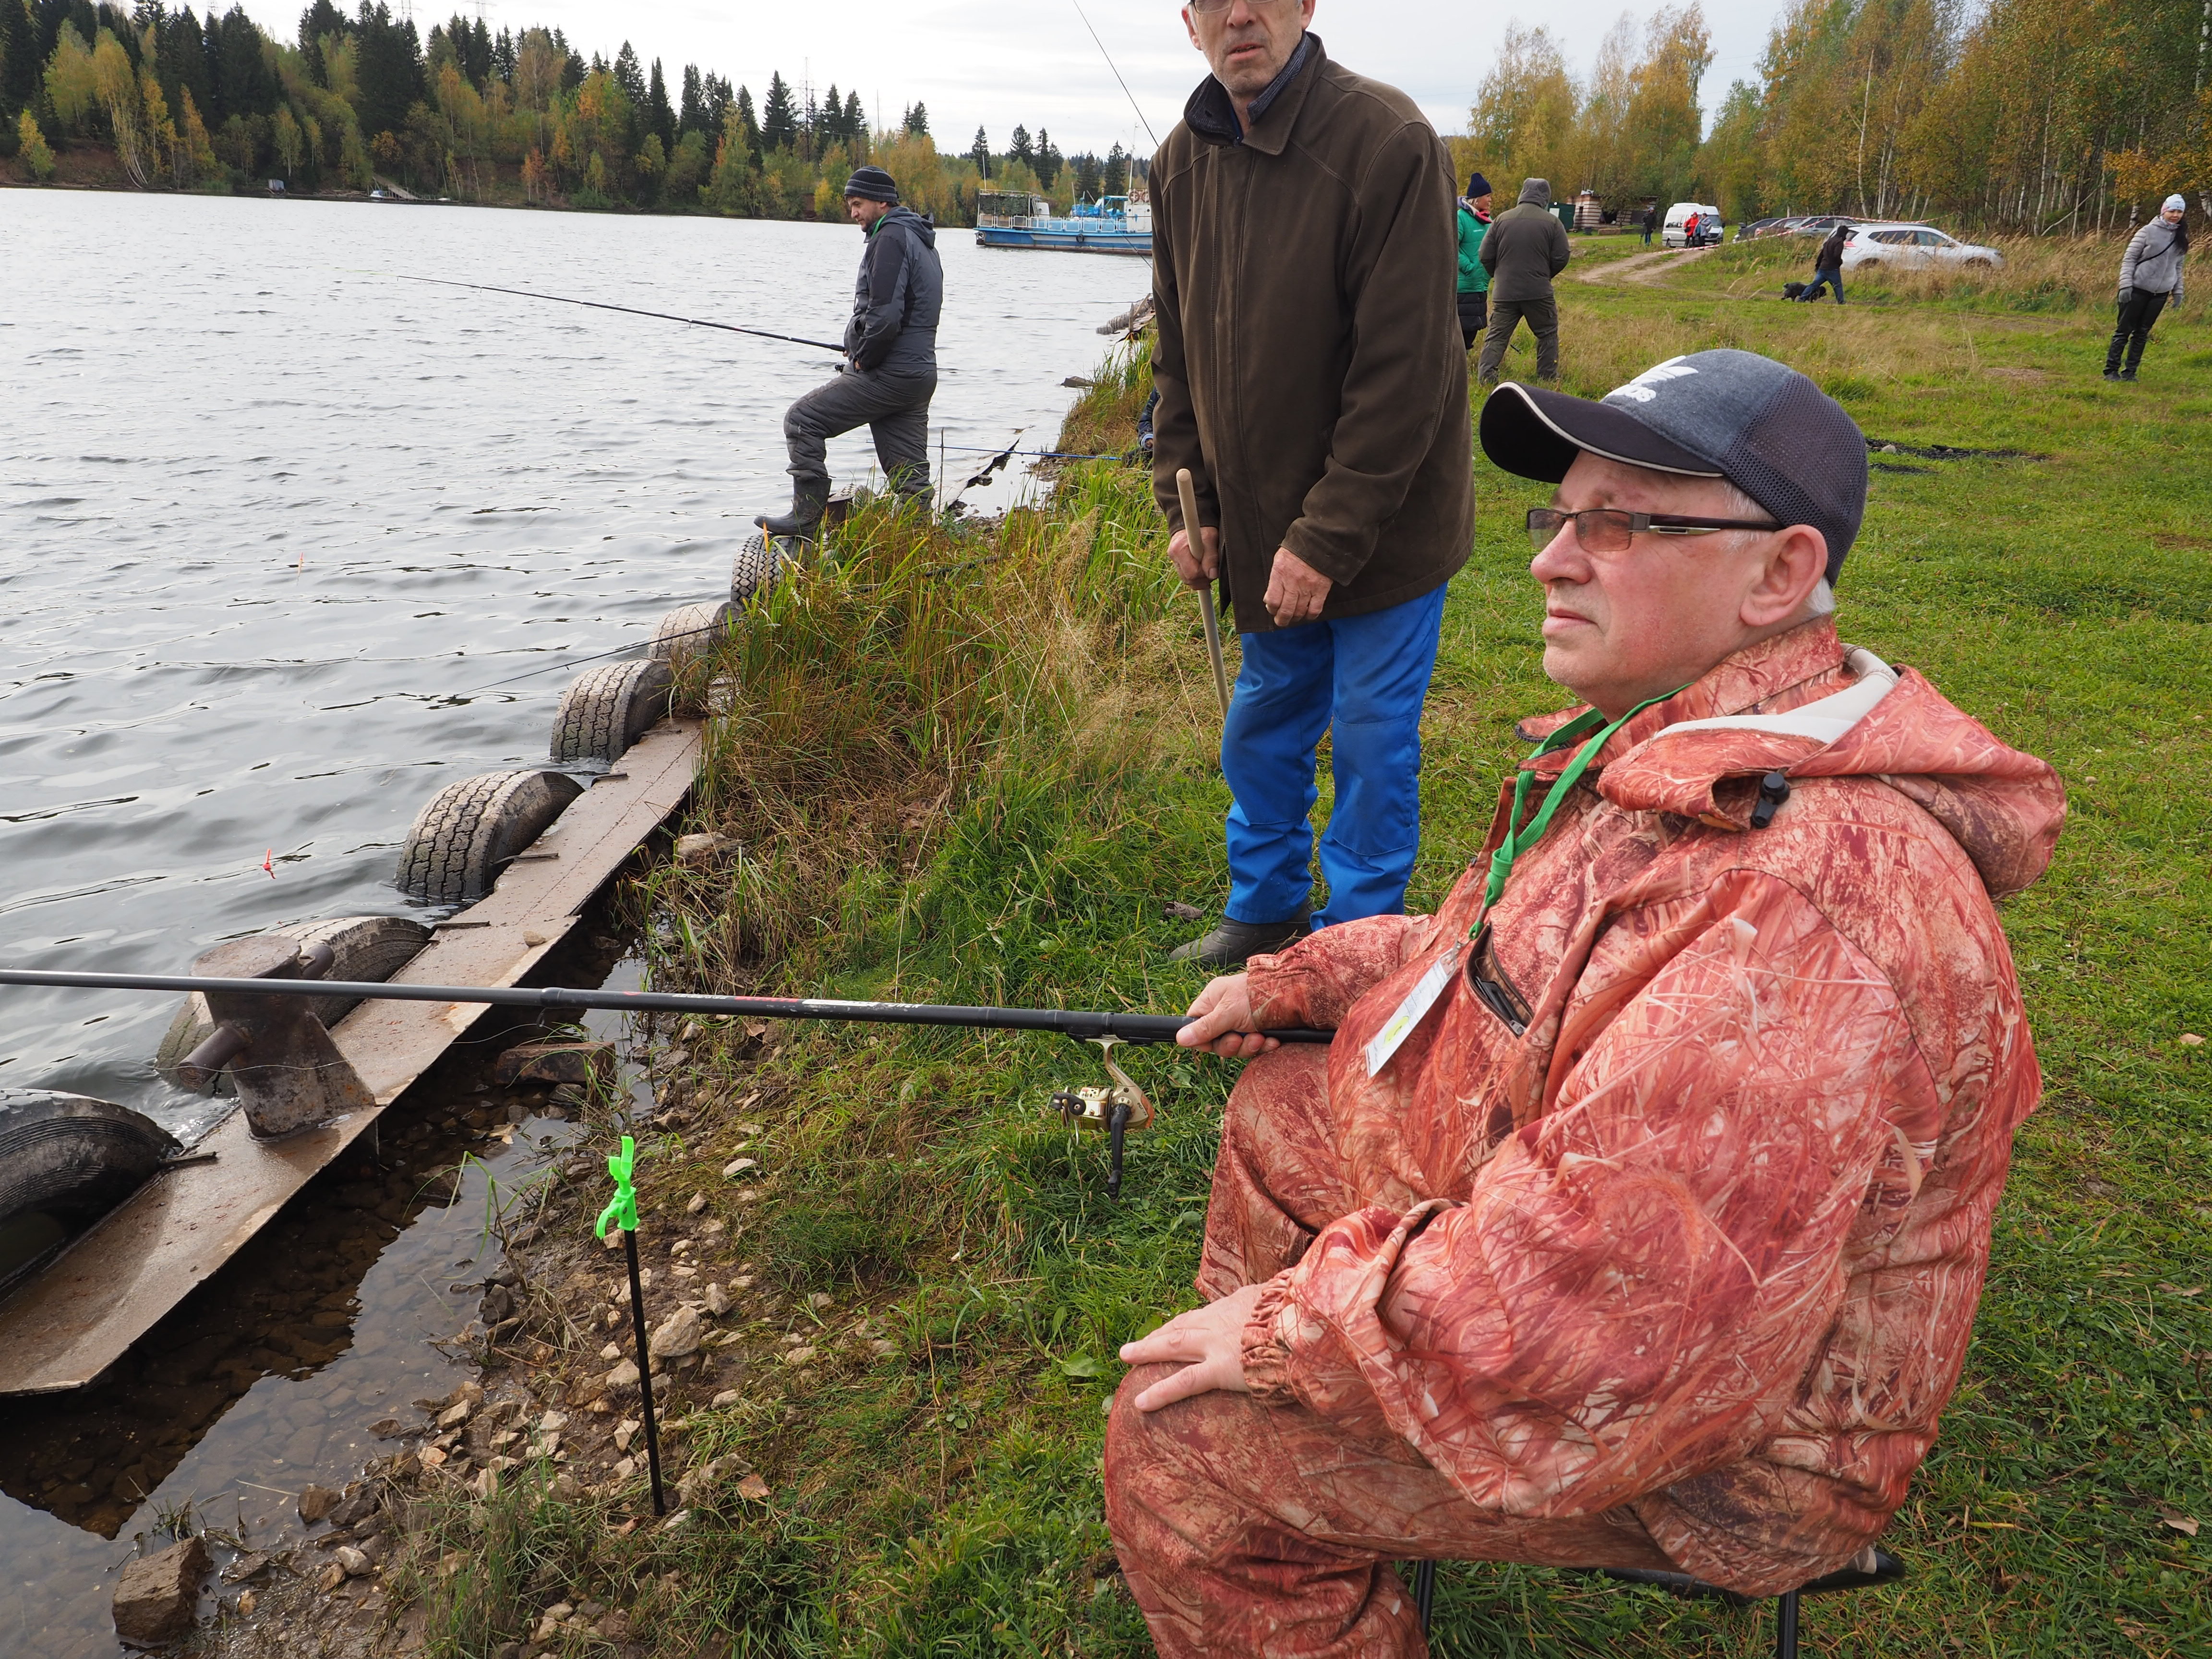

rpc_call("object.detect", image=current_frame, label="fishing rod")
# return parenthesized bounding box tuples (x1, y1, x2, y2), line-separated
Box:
(0, 966, 1327, 1047)
(1070, 0, 1161, 150)
(0, 967, 1330, 1197)
(385, 273, 849, 356)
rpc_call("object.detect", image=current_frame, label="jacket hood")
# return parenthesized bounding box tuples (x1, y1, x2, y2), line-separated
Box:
(1528, 620, 2066, 898)
(878, 204, 935, 247)
(1518, 178, 1552, 207)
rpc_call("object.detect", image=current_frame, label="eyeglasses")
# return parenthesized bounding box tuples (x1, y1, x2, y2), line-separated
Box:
(1527, 507, 1779, 554)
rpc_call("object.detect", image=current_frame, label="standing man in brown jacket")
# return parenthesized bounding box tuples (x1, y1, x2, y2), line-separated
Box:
(1153, 0, 1474, 968)
(1477, 177, 1573, 383)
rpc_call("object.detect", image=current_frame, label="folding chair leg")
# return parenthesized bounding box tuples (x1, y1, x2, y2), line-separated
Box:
(1774, 1587, 1800, 1659)
(1413, 1560, 1437, 1634)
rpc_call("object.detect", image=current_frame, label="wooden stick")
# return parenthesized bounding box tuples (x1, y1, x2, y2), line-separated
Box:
(1176, 468, 1232, 717)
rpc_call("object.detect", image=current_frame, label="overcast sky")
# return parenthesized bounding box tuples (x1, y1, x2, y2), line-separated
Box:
(245, 0, 1784, 156)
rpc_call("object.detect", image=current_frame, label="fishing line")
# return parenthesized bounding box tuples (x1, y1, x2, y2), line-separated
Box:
(370, 271, 849, 355)
(1070, 0, 1162, 151)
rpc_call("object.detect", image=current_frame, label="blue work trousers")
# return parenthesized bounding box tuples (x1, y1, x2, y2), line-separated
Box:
(1221, 584, 1448, 930)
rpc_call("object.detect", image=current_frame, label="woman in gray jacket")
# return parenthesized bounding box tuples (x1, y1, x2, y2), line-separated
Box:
(2107, 194, 2189, 381)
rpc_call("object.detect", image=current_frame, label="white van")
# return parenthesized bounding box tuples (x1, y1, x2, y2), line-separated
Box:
(1663, 202, 1724, 248)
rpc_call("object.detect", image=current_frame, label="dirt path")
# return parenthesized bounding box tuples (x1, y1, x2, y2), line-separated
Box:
(1579, 245, 1715, 286)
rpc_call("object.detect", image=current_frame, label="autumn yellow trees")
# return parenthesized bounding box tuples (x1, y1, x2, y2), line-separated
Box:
(1462, 9, 1713, 211)
(1464, 0, 2206, 231)
(17, 111, 56, 181)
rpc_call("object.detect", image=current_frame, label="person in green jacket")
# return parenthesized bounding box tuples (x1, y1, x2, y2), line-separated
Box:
(1456, 171, 1494, 350)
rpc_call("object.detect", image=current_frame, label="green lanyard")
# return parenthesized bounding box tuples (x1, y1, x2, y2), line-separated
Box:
(1481, 690, 1677, 914)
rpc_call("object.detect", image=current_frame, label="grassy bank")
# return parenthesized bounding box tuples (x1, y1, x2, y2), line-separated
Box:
(357, 259, 2209, 1659)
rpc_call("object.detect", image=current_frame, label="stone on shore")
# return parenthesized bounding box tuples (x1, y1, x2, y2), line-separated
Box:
(112, 1535, 210, 1645)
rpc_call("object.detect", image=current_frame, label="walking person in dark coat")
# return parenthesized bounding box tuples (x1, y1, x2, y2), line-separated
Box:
(1456, 172, 1495, 350)
(1149, 0, 1473, 967)
(1641, 202, 1657, 245)
(758, 166, 944, 536)
(1476, 177, 1572, 383)
(2107, 195, 2189, 382)
(1798, 223, 1849, 304)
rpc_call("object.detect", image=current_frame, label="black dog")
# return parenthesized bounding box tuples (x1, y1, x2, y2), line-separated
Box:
(1782, 281, 1807, 300)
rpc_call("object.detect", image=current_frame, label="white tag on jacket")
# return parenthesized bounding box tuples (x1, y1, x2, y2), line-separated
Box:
(1364, 944, 1464, 1078)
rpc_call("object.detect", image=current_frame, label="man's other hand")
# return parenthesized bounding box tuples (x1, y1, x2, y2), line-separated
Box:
(1264, 548, 1332, 626)
(1178, 973, 1279, 1058)
(1168, 523, 1222, 587)
(1119, 1282, 1265, 1411)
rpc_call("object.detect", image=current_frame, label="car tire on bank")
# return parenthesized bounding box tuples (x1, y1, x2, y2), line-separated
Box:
(649, 602, 733, 715)
(397, 769, 583, 906)
(153, 915, 433, 1094)
(731, 535, 786, 603)
(550, 658, 675, 765)
(0, 1090, 180, 1294)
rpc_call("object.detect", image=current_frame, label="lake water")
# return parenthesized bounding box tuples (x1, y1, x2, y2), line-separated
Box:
(0, 189, 1146, 1136)
(0, 190, 1147, 1655)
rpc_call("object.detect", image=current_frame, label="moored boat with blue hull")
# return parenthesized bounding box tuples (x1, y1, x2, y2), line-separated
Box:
(977, 192, 1153, 257)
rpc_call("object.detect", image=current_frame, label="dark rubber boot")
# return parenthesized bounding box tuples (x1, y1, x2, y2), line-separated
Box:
(1167, 904, 1312, 969)
(757, 480, 830, 540)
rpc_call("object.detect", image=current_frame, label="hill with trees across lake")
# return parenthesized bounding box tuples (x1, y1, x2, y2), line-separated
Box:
(0, 1, 1143, 223)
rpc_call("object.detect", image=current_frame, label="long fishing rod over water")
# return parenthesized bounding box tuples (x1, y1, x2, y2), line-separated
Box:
(382, 272, 850, 355)
(0, 968, 1333, 1048)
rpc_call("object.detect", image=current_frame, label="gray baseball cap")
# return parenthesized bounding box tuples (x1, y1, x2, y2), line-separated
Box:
(1479, 349, 1869, 583)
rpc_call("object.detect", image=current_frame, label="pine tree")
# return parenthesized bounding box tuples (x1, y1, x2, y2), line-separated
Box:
(1073, 151, 1102, 200)
(1104, 141, 1128, 195)
(843, 90, 865, 155)
(678, 63, 704, 138)
(613, 42, 645, 109)
(1034, 128, 1060, 188)
(970, 125, 991, 177)
(296, 0, 349, 88)
(646, 57, 676, 152)
(903, 99, 929, 137)
(761, 70, 796, 151)
(352, 2, 424, 142)
(820, 81, 843, 145)
(734, 84, 761, 159)
(1009, 124, 1033, 168)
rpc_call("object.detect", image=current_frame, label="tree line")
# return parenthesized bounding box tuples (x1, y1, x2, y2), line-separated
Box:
(1465, 0, 2209, 232)
(0, 1, 1138, 221)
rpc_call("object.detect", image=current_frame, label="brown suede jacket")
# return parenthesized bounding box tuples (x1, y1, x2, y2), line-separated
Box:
(1149, 35, 1473, 632)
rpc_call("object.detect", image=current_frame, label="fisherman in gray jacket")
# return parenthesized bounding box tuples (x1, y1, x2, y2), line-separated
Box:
(2106, 194, 2189, 382)
(1476, 178, 1572, 383)
(760, 166, 944, 535)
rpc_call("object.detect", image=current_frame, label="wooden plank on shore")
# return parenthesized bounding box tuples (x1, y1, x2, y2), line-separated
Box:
(0, 719, 703, 1395)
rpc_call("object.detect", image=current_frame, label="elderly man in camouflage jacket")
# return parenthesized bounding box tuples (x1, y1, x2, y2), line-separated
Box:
(1106, 350, 2065, 1657)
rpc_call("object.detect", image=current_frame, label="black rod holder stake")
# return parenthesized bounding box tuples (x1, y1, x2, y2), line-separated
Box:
(623, 1227, 667, 1516)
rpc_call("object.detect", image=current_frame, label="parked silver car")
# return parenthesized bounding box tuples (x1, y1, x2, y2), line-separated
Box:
(1839, 223, 2005, 270)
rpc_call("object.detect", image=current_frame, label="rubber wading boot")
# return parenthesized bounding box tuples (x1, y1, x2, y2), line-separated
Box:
(757, 480, 831, 540)
(1167, 904, 1312, 969)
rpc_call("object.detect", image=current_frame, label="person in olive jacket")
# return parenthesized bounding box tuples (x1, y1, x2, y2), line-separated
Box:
(1456, 171, 1495, 349)
(1476, 177, 1573, 382)
(1151, 0, 1473, 969)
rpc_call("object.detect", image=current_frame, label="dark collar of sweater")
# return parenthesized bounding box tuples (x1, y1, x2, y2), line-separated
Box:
(1184, 32, 1316, 147)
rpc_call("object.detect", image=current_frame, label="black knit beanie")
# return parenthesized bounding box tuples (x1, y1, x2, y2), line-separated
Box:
(1467, 171, 1492, 198)
(843, 166, 900, 204)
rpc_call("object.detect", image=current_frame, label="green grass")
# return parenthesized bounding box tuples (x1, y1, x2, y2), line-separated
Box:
(407, 282, 2211, 1656)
